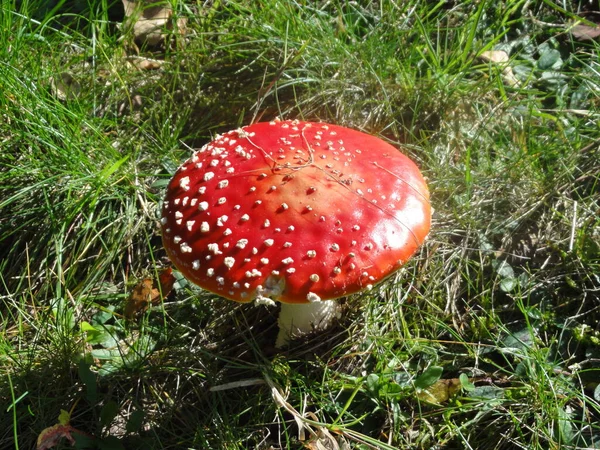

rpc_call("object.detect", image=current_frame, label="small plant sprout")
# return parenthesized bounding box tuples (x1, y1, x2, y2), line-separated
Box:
(161, 120, 431, 347)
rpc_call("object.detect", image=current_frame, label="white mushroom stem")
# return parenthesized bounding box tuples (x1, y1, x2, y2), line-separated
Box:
(275, 300, 341, 348)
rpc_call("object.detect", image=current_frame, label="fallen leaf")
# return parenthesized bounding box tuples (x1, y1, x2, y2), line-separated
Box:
(158, 267, 175, 295)
(480, 50, 510, 64)
(37, 424, 76, 450)
(124, 278, 155, 319)
(416, 378, 462, 404)
(303, 422, 343, 450)
(121, 0, 187, 47)
(479, 50, 520, 87)
(124, 268, 174, 318)
(36, 409, 84, 450)
(571, 24, 600, 41)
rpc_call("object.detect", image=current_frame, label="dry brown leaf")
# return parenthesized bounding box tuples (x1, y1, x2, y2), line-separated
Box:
(158, 267, 175, 294)
(37, 424, 76, 450)
(302, 417, 342, 450)
(571, 24, 600, 41)
(479, 50, 520, 87)
(36, 409, 86, 450)
(124, 268, 174, 318)
(121, 0, 187, 47)
(124, 278, 156, 318)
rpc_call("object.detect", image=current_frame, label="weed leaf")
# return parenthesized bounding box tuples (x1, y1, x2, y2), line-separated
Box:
(414, 366, 443, 390)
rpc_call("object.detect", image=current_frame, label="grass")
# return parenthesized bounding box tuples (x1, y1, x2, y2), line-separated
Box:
(1, 0, 599, 448)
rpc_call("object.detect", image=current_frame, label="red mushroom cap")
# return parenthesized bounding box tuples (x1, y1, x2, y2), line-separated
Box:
(161, 120, 430, 304)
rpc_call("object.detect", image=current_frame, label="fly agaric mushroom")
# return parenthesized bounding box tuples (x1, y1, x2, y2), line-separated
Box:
(161, 119, 430, 347)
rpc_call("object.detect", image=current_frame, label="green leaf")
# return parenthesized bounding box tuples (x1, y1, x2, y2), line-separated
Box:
(90, 348, 122, 360)
(500, 277, 518, 293)
(365, 374, 380, 395)
(80, 321, 97, 332)
(539, 71, 568, 85)
(161, 157, 180, 175)
(515, 360, 529, 377)
(98, 435, 125, 450)
(459, 373, 476, 392)
(502, 327, 534, 351)
(492, 260, 514, 279)
(557, 406, 573, 444)
(81, 322, 117, 346)
(392, 371, 411, 387)
(414, 366, 443, 390)
(98, 362, 121, 377)
(594, 384, 600, 402)
(100, 400, 119, 428)
(85, 325, 120, 348)
(58, 409, 71, 425)
(125, 409, 144, 433)
(380, 381, 403, 397)
(537, 48, 562, 70)
(73, 432, 96, 449)
(92, 307, 115, 326)
(151, 178, 170, 189)
(78, 360, 97, 403)
(468, 385, 505, 400)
